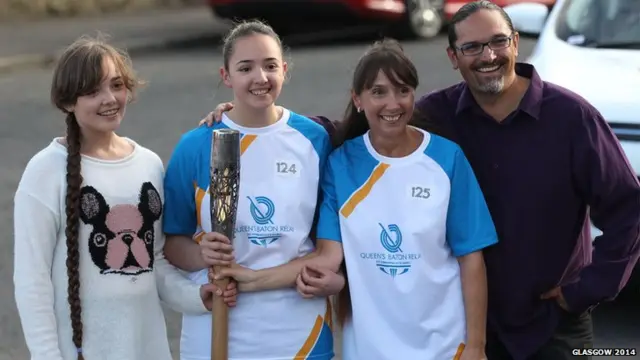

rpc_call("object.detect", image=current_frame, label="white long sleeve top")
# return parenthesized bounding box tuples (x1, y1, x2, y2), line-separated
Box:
(13, 138, 208, 360)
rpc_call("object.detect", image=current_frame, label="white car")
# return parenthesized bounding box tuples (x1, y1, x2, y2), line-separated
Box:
(504, 0, 640, 177)
(503, 0, 640, 287)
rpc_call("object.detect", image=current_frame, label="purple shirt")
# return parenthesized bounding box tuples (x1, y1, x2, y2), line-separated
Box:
(413, 63, 640, 358)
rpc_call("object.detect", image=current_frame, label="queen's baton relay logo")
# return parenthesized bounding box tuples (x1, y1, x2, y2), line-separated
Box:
(236, 196, 294, 247)
(360, 223, 421, 277)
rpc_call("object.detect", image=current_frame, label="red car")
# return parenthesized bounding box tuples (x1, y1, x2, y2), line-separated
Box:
(444, 0, 555, 20)
(207, 0, 556, 39)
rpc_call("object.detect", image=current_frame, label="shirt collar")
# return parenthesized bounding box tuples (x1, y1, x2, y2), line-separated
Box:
(455, 62, 544, 121)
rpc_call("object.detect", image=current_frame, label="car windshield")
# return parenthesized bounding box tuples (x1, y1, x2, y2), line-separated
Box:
(555, 0, 640, 48)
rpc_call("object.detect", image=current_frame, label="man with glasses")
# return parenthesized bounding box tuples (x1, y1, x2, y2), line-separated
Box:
(415, 1, 640, 359)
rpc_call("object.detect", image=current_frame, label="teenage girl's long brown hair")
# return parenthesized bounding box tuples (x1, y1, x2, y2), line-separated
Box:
(50, 35, 142, 358)
(332, 38, 446, 327)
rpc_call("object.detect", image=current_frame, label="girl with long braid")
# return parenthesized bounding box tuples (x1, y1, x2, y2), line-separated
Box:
(13, 36, 236, 360)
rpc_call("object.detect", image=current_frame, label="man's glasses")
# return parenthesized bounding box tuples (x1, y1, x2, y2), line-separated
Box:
(455, 34, 514, 56)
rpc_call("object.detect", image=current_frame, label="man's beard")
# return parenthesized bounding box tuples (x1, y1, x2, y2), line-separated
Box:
(477, 76, 505, 94)
(470, 56, 508, 95)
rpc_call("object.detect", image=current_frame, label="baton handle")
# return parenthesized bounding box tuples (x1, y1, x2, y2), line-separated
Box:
(212, 267, 230, 360)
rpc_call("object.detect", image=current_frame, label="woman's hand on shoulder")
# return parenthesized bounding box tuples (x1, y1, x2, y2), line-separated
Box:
(198, 102, 234, 127)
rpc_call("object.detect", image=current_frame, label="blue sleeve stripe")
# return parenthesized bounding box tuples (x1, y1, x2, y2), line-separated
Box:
(424, 134, 498, 256)
(163, 124, 224, 236)
(287, 112, 332, 167)
(316, 154, 343, 243)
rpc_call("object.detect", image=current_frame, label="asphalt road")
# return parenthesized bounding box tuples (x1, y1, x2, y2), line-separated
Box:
(1, 31, 639, 359)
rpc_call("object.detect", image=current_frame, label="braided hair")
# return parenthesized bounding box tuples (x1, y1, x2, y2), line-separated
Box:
(50, 34, 142, 358)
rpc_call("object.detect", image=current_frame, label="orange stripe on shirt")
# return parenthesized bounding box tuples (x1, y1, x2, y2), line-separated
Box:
(325, 298, 333, 331)
(340, 163, 390, 218)
(453, 343, 465, 360)
(194, 184, 207, 235)
(295, 315, 323, 358)
(240, 134, 257, 155)
(193, 231, 204, 243)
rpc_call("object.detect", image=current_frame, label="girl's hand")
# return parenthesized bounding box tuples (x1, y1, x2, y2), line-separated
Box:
(209, 264, 259, 293)
(296, 263, 345, 299)
(199, 232, 234, 267)
(199, 281, 238, 309)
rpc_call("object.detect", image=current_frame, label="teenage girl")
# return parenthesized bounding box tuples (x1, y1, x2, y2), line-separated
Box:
(13, 36, 234, 360)
(162, 20, 343, 360)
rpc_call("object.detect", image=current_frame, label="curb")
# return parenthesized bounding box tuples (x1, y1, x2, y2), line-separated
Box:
(0, 32, 222, 75)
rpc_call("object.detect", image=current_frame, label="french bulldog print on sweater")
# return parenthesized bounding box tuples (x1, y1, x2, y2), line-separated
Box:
(79, 181, 162, 276)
